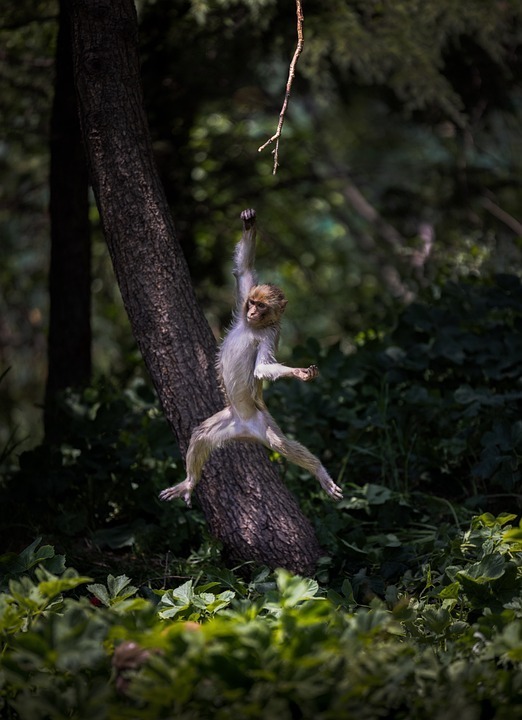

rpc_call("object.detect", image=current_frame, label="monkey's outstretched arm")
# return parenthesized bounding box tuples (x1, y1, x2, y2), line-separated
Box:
(254, 336, 319, 382)
(255, 363, 319, 382)
(233, 208, 258, 306)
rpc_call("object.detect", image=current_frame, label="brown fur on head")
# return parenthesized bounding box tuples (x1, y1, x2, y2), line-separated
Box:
(245, 283, 287, 328)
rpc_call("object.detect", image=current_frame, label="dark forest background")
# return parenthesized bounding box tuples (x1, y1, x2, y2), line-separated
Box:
(1, 2, 522, 717)
(2, 0, 520, 452)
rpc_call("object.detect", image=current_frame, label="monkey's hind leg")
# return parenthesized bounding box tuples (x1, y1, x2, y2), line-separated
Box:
(159, 407, 237, 507)
(264, 420, 343, 501)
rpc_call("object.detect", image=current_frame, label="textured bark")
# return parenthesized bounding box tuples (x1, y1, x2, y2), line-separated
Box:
(45, 0, 92, 441)
(68, 0, 321, 574)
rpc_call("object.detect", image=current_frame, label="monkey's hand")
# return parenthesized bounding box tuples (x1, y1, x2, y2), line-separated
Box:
(159, 479, 194, 508)
(293, 365, 319, 382)
(240, 208, 256, 229)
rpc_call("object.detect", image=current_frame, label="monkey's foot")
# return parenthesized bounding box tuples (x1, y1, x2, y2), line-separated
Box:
(318, 472, 343, 501)
(325, 482, 343, 501)
(240, 208, 256, 228)
(159, 480, 194, 507)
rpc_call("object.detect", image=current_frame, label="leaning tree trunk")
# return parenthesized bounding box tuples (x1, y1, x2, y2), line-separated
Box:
(45, 0, 92, 442)
(67, 0, 321, 574)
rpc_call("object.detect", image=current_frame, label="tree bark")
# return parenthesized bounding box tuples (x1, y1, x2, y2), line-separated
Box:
(45, 0, 92, 442)
(67, 0, 321, 574)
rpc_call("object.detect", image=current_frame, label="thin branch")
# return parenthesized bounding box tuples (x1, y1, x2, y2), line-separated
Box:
(258, 0, 304, 175)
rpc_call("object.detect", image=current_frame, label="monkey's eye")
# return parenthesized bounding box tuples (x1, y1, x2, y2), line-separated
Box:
(257, 302, 267, 310)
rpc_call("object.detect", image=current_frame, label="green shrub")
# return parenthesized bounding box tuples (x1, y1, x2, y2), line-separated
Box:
(2, 528, 522, 719)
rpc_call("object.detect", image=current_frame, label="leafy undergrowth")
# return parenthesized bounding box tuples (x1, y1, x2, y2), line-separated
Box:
(2, 516, 522, 720)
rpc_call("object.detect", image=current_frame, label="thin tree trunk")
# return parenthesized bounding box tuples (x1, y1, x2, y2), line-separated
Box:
(45, 0, 91, 441)
(67, 0, 321, 574)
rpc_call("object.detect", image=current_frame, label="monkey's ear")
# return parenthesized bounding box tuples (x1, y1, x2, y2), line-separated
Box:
(280, 299, 288, 312)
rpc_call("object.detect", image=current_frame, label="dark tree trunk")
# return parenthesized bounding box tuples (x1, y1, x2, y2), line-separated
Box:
(67, 0, 321, 574)
(45, 0, 91, 441)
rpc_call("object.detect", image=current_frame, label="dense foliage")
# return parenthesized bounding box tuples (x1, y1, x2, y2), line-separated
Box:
(268, 273, 522, 501)
(2, 515, 522, 719)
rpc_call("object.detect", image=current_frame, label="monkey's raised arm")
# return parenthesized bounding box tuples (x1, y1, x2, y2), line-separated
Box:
(233, 208, 258, 306)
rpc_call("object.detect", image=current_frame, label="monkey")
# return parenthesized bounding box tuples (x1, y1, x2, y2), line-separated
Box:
(159, 208, 343, 506)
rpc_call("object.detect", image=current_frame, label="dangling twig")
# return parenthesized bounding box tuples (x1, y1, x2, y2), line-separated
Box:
(258, 0, 304, 175)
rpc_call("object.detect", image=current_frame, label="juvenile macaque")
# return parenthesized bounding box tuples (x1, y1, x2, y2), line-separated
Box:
(160, 208, 343, 506)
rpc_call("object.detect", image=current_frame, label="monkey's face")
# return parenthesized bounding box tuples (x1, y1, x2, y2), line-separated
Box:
(246, 284, 287, 328)
(246, 297, 271, 326)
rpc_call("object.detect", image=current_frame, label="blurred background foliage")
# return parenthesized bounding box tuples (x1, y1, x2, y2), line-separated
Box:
(0, 0, 521, 454)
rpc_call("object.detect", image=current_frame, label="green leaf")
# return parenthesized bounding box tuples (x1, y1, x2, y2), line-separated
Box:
(107, 574, 136, 599)
(86, 583, 111, 607)
(192, 592, 215, 609)
(158, 580, 195, 619)
(39, 574, 92, 599)
(503, 526, 522, 544)
(170, 580, 193, 605)
(497, 513, 518, 527)
(274, 570, 320, 607)
(423, 607, 451, 634)
(86, 575, 138, 607)
(341, 579, 356, 605)
(472, 512, 515, 529)
(457, 554, 506, 584)
(439, 582, 460, 600)
(0, 539, 66, 585)
(204, 590, 235, 614)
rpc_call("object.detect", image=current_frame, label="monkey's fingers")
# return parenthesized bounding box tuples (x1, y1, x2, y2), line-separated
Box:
(298, 365, 318, 381)
(159, 482, 193, 507)
(307, 364, 319, 380)
(325, 482, 343, 501)
(240, 208, 256, 228)
(330, 484, 343, 501)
